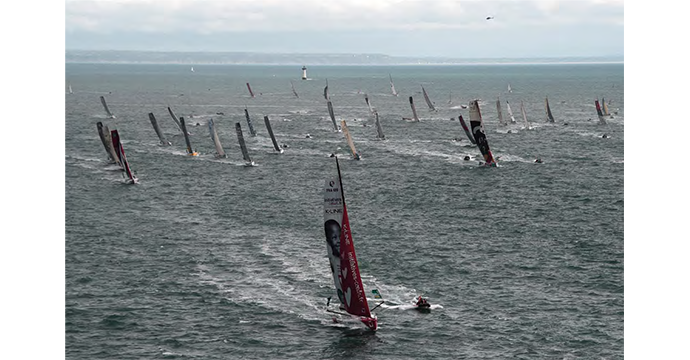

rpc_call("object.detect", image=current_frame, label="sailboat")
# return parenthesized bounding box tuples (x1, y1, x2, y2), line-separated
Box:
(68, 83, 73, 94)
(469, 100, 497, 167)
(235, 122, 255, 166)
(96, 122, 121, 166)
(458, 115, 476, 144)
(421, 85, 436, 111)
(340, 120, 361, 160)
(326, 100, 340, 132)
(244, 108, 258, 137)
(324, 79, 330, 100)
(208, 119, 227, 158)
(100, 95, 115, 119)
(545, 97, 555, 123)
(389, 74, 398, 97)
(246, 82, 255, 98)
(264, 116, 284, 153)
(409, 96, 420, 122)
(110, 129, 138, 184)
(508, 83, 512, 93)
(602, 97, 612, 117)
(323, 156, 380, 331)
(496, 97, 506, 126)
(505, 101, 517, 124)
(520, 101, 532, 130)
(364, 94, 375, 114)
(179, 117, 200, 156)
(594, 99, 607, 125)
(290, 80, 299, 98)
(374, 111, 385, 140)
(167, 106, 190, 135)
(148, 113, 172, 146)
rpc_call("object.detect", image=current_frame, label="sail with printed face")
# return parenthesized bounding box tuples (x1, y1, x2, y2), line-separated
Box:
(324, 158, 375, 330)
(469, 100, 497, 165)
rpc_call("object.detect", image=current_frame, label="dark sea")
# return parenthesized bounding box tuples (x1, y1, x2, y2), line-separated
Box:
(65, 63, 624, 359)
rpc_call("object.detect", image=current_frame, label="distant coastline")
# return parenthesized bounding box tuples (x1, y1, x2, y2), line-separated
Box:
(65, 50, 623, 66)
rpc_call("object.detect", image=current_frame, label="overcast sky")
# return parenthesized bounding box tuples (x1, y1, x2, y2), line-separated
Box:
(65, 0, 624, 58)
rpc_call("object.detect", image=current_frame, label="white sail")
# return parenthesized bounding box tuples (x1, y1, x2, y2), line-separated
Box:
(496, 98, 506, 126)
(341, 120, 361, 160)
(389, 74, 398, 96)
(208, 119, 227, 158)
(506, 101, 517, 124)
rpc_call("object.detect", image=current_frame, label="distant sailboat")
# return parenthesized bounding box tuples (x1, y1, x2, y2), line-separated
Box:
(167, 106, 190, 135)
(208, 119, 227, 158)
(520, 101, 531, 130)
(290, 80, 299, 98)
(68, 83, 73, 94)
(594, 99, 607, 125)
(179, 117, 200, 156)
(244, 108, 257, 137)
(235, 122, 255, 166)
(327, 100, 340, 132)
(389, 74, 398, 97)
(324, 79, 330, 100)
(508, 83, 512, 93)
(602, 97, 612, 117)
(458, 115, 476, 144)
(421, 86, 436, 111)
(100, 95, 115, 119)
(506, 101, 517, 124)
(340, 120, 361, 160)
(110, 129, 138, 184)
(96, 122, 121, 166)
(409, 96, 420, 122)
(148, 113, 172, 146)
(545, 97, 555, 123)
(246, 83, 255, 98)
(469, 100, 497, 167)
(264, 116, 283, 153)
(364, 93, 375, 114)
(374, 111, 385, 140)
(496, 97, 506, 126)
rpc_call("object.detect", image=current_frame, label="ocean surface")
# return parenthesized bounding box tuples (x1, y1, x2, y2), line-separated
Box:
(65, 63, 624, 359)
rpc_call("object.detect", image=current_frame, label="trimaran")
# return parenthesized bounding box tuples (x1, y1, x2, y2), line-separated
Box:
(323, 156, 382, 331)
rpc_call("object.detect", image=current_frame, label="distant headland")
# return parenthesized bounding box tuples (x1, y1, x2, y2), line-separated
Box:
(65, 50, 623, 66)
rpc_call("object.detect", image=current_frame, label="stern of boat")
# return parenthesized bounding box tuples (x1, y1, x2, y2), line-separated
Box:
(361, 316, 378, 331)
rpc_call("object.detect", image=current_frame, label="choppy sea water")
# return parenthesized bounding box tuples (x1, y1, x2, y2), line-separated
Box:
(65, 63, 623, 359)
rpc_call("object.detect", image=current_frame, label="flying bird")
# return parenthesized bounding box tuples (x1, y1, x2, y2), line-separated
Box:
(486, 16, 494, 20)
